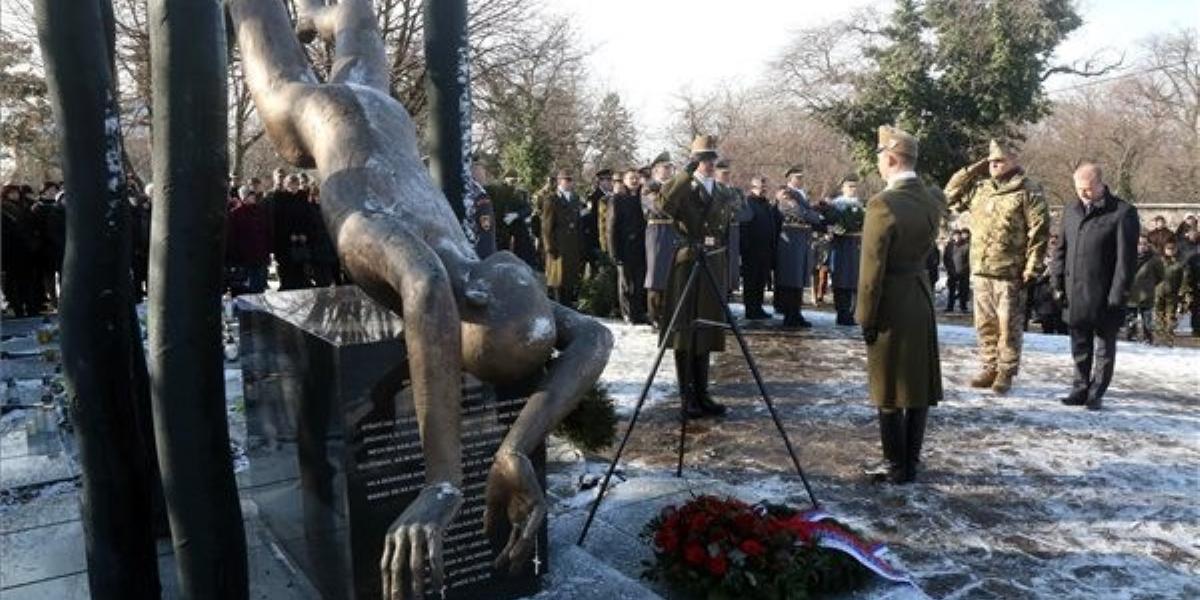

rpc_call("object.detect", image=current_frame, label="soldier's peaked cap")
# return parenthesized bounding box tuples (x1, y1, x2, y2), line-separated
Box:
(650, 151, 672, 167)
(784, 165, 804, 178)
(877, 125, 918, 159)
(715, 159, 732, 170)
(595, 168, 613, 179)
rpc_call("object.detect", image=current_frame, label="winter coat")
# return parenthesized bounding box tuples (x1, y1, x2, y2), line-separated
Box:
(1145, 226, 1174, 254)
(856, 176, 944, 409)
(31, 198, 65, 271)
(581, 187, 604, 260)
(944, 166, 1050, 281)
(541, 190, 583, 289)
(643, 182, 677, 291)
(607, 191, 646, 268)
(739, 193, 777, 263)
(267, 189, 315, 262)
(1051, 189, 1140, 327)
(943, 239, 970, 277)
(773, 188, 823, 289)
(659, 172, 736, 352)
(227, 199, 273, 267)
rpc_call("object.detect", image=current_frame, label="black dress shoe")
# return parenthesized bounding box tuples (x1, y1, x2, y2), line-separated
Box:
(745, 309, 772, 320)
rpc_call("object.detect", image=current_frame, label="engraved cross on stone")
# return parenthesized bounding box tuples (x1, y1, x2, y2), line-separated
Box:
(531, 539, 541, 575)
(440, 584, 448, 599)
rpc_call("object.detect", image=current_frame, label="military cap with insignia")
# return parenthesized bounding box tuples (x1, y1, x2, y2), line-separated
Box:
(715, 159, 731, 170)
(689, 134, 719, 161)
(784, 165, 804, 179)
(650, 151, 671, 168)
(595, 168, 613, 180)
(876, 125, 918, 159)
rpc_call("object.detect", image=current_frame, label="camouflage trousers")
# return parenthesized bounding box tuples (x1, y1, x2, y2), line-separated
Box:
(1154, 297, 1178, 346)
(972, 276, 1026, 376)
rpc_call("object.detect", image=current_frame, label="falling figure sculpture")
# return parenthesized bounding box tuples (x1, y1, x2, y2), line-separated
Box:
(225, 0, 613, 598)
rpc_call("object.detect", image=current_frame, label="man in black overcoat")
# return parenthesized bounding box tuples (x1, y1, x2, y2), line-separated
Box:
(1051, 163, 1140, 410)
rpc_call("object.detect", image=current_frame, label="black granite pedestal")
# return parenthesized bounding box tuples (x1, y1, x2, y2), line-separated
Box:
(238, 286, 546, 600)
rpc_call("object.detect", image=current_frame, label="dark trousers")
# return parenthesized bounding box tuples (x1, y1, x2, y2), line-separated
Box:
(774, 286, 803, 318)
(1126, 306, 1153, 342)
(946, 274, 970, 310)
(741, 260, 770, 315)
(1069, 311, 1123, 401)
(617, 262, 648, 323)
(833, 287, 856, 323)
(647, 289, 666, 329)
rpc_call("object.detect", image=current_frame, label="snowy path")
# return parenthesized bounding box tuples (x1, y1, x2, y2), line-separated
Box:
(579, 309, 1199, 599)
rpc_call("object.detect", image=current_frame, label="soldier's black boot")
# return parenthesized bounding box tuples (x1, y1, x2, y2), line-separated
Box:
(692, 352, 727, 417)
(862, 409, 905, 483)
(900, 408, 928, 483)
(675, 351, 705, 419)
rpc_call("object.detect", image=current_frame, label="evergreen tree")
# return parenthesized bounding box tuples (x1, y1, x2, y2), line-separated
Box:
(587, 92, 639, 174)
(824, 0, 1084, 183)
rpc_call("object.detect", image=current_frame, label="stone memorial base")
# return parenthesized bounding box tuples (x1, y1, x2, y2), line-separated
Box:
(238, 286, 546, 600)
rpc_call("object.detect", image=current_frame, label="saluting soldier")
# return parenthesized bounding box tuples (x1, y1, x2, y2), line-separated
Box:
(858, 125, 944, 485)
(608, 168, 649, 324)
(644, 152, 678, 328)
(716, 159, 752, 295)
(773, 166, 824, 328)
(659, 135, 736, 418)
(828, 175, 866, 325)
(582, 169, 611, 277)
(944, 140, 1050, 394)
(542, 169, 583, 307)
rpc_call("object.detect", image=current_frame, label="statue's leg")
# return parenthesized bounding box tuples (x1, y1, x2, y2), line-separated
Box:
(295, 0, 389, 92)
(335, 212, 464, 488)
(227, 0, 321, 167)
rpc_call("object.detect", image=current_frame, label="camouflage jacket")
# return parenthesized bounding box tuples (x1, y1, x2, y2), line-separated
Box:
(944, 167, 1050, 281)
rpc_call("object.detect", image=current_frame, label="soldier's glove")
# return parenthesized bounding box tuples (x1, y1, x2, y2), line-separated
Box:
(685, 160, 699, 174)
(862, 327, 879, 345)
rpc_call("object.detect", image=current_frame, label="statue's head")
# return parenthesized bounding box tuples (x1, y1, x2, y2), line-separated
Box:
(460, 252, 556, 384)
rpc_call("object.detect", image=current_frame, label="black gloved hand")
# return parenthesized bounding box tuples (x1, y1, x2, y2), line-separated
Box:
(685, 160, 699, 174)
(862, 327, 878, 345)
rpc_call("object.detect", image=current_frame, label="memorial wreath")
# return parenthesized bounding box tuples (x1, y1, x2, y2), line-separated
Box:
(640, 495, 912, 599)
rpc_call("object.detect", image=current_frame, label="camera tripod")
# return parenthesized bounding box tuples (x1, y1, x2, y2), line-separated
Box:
(577, 241, 819, 546)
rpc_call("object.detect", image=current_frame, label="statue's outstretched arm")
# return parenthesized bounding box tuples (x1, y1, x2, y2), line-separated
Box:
(484, 304, 613, 573)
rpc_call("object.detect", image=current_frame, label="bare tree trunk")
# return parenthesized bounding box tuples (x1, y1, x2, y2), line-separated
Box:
(33, 0, 162, 597)
(147, 0, 248, 596)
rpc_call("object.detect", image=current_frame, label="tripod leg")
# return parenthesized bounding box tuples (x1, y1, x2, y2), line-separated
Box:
(577, 264, 703, 546)
(695, 252, 821, 510)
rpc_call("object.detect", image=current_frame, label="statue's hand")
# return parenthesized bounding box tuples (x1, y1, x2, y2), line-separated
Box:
(483, 451, 546, 575)
(380, 483, 463, 600)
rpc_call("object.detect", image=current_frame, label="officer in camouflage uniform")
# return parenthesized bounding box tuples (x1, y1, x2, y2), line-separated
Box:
(944, 140, 1050, 394)
(644, 152, 678, 329)
(660, 135, 737, 418)
(1155, 241, 1186, 346)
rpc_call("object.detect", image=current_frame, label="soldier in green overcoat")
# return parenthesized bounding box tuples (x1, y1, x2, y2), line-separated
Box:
(857, 125, 944, 484)
(541, 169, 583, 307)
(658, 135, 736, 418)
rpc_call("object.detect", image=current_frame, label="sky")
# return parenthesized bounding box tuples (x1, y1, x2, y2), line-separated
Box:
(555, 0, 1200, 155)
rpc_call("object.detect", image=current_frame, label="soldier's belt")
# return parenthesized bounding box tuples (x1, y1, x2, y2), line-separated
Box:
(647, 219, 673, 225)
(784, 223, 812, 230)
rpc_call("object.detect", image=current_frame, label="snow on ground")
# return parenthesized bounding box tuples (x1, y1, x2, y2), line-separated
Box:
(579, 306, 1199, 599)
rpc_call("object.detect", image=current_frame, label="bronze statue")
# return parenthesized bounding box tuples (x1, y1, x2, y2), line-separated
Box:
(225, 1, 613, 597)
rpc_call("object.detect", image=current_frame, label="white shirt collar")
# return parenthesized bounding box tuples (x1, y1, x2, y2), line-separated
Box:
(886, 171, 918, 187)
(694, 173, 714, 195)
